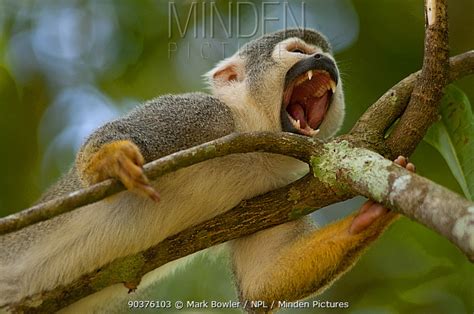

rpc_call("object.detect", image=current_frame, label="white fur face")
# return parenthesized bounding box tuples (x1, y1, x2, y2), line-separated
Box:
(271, 38, 345, 139)
(204, 54, 247, 112)
(205, 36, 345, 139)
(204, 54, 272, 132)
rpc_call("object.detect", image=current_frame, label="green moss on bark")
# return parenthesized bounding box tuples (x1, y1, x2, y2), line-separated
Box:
(310, 141, 392, 202)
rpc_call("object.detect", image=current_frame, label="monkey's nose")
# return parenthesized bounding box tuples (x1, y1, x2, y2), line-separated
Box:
(314, 53, 323, 59)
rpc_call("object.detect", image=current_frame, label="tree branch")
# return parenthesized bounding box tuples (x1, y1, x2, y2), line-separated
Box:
(312, 141, 474, 261)
(350, 51, 474, 143)
(0, 132, 318, 236)
(385, 0, 450, 157)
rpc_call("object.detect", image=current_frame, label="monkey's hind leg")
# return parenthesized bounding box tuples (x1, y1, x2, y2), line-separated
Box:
(232, 210, 399, 313)
(232, 156, 414, 313)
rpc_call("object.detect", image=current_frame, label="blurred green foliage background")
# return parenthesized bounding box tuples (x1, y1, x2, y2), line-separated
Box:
(0, 0, 473, 313)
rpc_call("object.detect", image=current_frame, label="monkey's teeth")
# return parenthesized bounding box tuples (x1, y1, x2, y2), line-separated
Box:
(309, 128, 320, 136)
(287, 114, 300, 128)
(329, 80, 336, 93)
(301, 126, 320, 136)
(307, 70, 313, 80)
(295, 119, 301, 129)
(287, 113, 321, 137)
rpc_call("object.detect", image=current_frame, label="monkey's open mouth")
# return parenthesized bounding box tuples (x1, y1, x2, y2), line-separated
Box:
(282, 70, 335, 136)
(281, 54, 338, 137)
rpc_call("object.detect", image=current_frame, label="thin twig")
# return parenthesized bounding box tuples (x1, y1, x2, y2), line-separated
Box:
(0, 132, 319, 235)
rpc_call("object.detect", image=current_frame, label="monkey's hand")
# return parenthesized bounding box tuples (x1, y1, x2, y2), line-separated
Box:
(349, 156, 415, 234)
(79, 140, 160, 202)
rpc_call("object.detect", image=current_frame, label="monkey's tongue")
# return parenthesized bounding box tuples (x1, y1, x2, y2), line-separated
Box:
(306, 93, 329, 129)
(287, 92, 329, 130)
(287, 103, 307, 129)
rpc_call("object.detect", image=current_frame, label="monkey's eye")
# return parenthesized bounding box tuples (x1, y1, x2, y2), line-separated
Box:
(290, 48, 306, 54)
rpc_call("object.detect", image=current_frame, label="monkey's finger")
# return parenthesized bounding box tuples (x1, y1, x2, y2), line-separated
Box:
(125, 173, 161, 202)
(358, 200, 376, 215)
(116, 156, 161, 202)
(350, 203, 389, 235)
(128, 145, 145, 166)
(394, 155, 407, 167)
(132, 181, 161, 202)
(394, 156, 416, 173)
(116, 156, 140, 182)
(124, 173, 161, 203)
(406, 162, 416, 173)
(123, 164, 160, 201)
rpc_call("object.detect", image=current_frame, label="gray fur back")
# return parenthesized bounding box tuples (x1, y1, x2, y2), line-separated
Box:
(79, 92, 235, 163)
(40, 92, 235, 201)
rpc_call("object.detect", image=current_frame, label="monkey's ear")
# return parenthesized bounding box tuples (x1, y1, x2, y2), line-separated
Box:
(205, 55, 245, 88)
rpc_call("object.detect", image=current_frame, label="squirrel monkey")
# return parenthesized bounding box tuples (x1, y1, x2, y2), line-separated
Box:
(0, 29, 414, 313)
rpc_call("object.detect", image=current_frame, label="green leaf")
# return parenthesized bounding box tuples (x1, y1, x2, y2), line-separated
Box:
(424, 85, 474, 201)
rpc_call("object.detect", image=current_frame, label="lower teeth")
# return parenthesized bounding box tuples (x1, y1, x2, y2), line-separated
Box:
(289, 115, 319, 136)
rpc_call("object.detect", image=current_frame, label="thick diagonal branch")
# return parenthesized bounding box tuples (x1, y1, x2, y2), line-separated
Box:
(385, 0, 450, 157)
(350, 51, 474, 143)
(312, 141, 474, 261)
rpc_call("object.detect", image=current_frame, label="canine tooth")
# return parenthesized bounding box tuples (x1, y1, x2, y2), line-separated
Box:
(295, 120, 301, 129)
(287, 114, 296, 123)
(303, 127, 320, 136)
(307, 70, 313, 80)
(329, 80, 336, 93)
